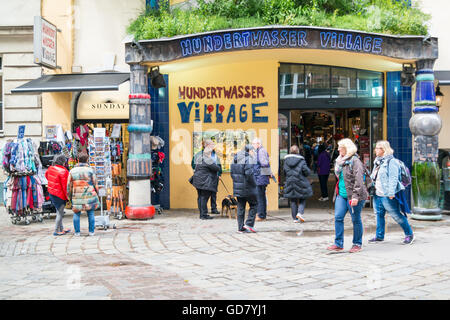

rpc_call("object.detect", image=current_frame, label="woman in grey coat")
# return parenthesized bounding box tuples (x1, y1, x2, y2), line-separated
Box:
(283, 145, 312, 223)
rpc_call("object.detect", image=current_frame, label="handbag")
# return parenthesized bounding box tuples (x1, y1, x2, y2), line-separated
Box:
(367, 165, 379, 196)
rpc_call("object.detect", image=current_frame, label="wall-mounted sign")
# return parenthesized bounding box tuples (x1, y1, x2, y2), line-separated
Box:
(126, 26, 438, 65)
(33, 16, 57, 69)
(17, 125, 25, 139)
(180, 29, 383, 58)
(177, 85, 269, 124)
(76, 82, 130, 120)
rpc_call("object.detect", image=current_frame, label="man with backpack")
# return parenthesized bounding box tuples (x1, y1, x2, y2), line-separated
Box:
(368, 140, 414, 245)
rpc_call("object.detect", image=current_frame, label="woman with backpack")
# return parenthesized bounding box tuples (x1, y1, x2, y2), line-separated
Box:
(283, 145, 313, 223)
(327, 138, 368, 253)
(368, 140, 414, 245)
(67, 152, 100, 236)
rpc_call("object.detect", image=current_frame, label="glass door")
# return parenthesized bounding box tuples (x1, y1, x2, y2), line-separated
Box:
(278, 111, 290, 206)
(369, 109, 384, 171)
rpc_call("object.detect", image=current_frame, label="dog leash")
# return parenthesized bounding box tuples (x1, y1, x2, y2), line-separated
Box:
(219, 178, 232, 195)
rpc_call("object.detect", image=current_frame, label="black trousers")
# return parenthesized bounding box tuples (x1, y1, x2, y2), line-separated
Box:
(197, 189, 214, 218)
(237, 196, 257, 231)
(210, 192, 218, 211)
(318, 174, 329, 198)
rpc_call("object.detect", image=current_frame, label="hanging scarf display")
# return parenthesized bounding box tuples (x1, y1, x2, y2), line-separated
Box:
(2, 138, 45, 225)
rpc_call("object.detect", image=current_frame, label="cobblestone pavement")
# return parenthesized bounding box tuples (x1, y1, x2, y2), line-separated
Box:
(1, 205, 450, 300)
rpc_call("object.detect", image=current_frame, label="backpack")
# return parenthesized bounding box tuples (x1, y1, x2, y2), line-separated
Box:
(388, 158, 412, 187)
(346, 155, 373, 191)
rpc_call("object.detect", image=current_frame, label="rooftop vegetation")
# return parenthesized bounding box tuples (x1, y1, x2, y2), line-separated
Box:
(127, 0, 430, 40)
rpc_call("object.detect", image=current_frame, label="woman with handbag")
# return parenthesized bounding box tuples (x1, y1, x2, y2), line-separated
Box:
(368, 140, 414, 245)
(327, 138, 368, 253)
(191, 140, 220, 220)
(67, 152, 100, 236)
(45, 154, 71, 236)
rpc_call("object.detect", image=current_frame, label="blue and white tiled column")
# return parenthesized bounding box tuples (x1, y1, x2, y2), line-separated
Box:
(409, 59, 442, 220)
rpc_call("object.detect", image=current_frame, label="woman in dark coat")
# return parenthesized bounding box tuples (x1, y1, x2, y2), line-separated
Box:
(317, 143, 331, 201)
(192, 140, 220, 220)
(231, 144, 258, 233)
(283, 145, 313, 223)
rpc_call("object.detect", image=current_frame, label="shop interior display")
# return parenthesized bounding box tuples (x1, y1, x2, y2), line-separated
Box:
(2, 138, 46, 224)
(150, 135, 166, 214)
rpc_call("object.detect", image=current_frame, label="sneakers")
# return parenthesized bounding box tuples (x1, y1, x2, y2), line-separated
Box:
(318, 197, 329, 201)
(349, 245, 362, 253)
(368, 236, 384, 244)
(293, 219, 300, 223)
(243, 225, 257, 233)
(74, 232, 81, 237)
(200, 215, 214, 220)
(255, 216, 266, 222)
(326, 244, 343, 252)
(53, 232, 65, 236)
(403, 234, 415, 245)
(88, 232, 95, 236)
(296, 214, 305, 223)
(237, 229, 251, 234)
(210, 210, 220, 215)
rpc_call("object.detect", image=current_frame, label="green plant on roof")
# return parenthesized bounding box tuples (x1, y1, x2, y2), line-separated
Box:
(127, 0, 430, 40)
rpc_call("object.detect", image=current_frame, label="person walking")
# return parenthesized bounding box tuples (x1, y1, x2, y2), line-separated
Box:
(192, 142, 222, 215)
(327, 138, 368, 253)
(67, 152, 100, 236)
(368, 140, 414, 245)
(283, 145, 313, 223)
(231, 144, 258, 233)
(252, 138, 271, 222)
(317, 144, 331, 201)
(191, 139, 220, 220)
(45, 154, 70, 236)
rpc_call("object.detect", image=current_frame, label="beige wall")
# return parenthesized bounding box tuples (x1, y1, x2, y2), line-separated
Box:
(0, 0, 40, 26)
(41, 0, 74, 133)
(73, 0, 144, 73)
(168, 59, 279, 210)
(415, 0, 450, 70)
(438, 86, 450, 148)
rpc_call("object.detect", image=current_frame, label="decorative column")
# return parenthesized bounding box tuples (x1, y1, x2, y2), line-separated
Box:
(409, 59, 442, 220)
(125, 63, 155, 219)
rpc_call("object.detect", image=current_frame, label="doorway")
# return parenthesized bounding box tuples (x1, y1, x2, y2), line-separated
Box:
(278, 108, 383, 208)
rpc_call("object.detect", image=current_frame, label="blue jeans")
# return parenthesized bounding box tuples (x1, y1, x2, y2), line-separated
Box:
(373, 195, 413, 239)
(73, 209, 95, 234)
(256, 185, 267, 218)
(334, 195, 365, 248)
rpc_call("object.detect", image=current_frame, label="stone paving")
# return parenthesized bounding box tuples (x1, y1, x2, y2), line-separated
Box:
(1, 205, 450, 300)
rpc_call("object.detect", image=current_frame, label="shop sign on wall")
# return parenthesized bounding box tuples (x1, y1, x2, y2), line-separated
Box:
(179, 28, 383, 58)
(177, 85, 269, 124)
(77, 102, 129, 120)
(33, 16, 57, 69)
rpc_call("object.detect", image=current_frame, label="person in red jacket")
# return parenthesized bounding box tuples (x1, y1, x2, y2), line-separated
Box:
(45, 154, 70, 236)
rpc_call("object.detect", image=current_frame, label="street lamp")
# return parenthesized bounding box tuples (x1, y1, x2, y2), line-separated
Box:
(436, 85, 444, 108)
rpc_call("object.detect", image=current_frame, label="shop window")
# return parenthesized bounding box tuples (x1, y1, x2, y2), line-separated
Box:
(305, 65, 330, 98)
(357, 70, 383, 98)
(279, 64, 304, 99)
(331, 67, 357, 98)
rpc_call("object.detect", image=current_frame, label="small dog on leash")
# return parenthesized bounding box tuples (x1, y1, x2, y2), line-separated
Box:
(221, 195, 238, 219)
